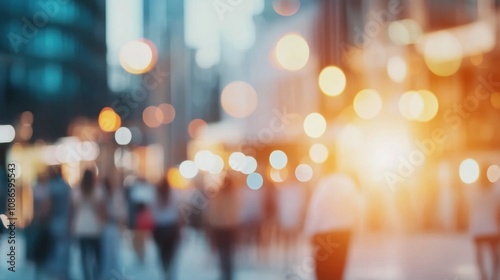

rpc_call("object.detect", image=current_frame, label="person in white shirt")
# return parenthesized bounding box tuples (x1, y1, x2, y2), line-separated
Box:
(304, 172, 359, 280)
(71, 169, 105, 280)
(469, 165, 500, 280)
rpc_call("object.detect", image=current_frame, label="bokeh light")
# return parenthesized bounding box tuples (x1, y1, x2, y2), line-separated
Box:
(221, 81, 258, 118)
(114, 127, 132, 145)
(270, 168, 288, 183)
(241, 156, 258, 175)
(20, 111, 34, 125)
(399, 90, 438, 122)
(194, 150, 214, 171)
(229, 152, 247, 171)
(275, 33, 309, 71)
(269, 150, 288, 170)
(487, 165, 500, 183)
(318, 66, 346, 96)
(490, 92, 500, 109)
(188, 119, 207, 139)
(388, 19, 422, 45)
(387, 56, 407, 83)
(0, 125, 15, 143)
(399, 91, 424, 121)
(247, 173, 264, 190)
(295, 164, 313, 182)
(143, 106, 163, 128)
(309, 143, 329, 163)
(303, 113, 327, 138)
(179, 160, 198, 179)
(415, 90, 439, 122)
(273, 0, 300, 16)
(119, 39, 157, 74)
(158, 103, 176, 124)
(98, 107, 121, 132)
(459, 158, 480, 184)
(353, 89, 382, 120)
(208, 155, 225, 175)
(424, 32, 462, 76)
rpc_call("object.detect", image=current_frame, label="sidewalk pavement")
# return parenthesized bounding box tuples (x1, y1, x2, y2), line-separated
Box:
(0, 229, 479, 280)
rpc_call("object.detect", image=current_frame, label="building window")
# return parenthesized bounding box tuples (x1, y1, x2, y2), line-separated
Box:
(42, 64, 62, 94)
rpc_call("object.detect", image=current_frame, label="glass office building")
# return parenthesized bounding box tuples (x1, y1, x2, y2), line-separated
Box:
(0, 0, 108, 141)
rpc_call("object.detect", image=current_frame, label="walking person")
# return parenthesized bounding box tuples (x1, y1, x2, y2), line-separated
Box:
(208, 173, 240, 280)
(72, 169, 105, 280)
(128, 176, 155, 264)
(47, 166, 72, 280)
(304, 172, 359, 280)
(26, 170, 52, 279)
(469, 165, 500, 280)
(101, 177, 127, 279)
(152, 178, 182, 280)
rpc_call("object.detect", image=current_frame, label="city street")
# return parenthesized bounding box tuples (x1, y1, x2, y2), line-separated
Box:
(0, 229, 479, 280)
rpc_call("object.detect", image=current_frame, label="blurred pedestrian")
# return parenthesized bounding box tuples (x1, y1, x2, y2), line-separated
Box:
(26, 170, 52, 279)
(276, 176, 307, 265)
(304, 172, 359, 280)
(129, 177, 155, 264)
(469, 165, 500, 280)
(260, 174, 278, 262)
(208, 173, 239, 280)
(101, 177, 127, 279)
(237, 172, 264, 263)
(47, 165, 72, 280)
(152, 178, 182, 280)
(72, 169, 105, 280)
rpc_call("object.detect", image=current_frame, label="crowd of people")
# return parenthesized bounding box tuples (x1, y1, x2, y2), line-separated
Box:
(22, 165, 313, 280)
(15, 161, 500, 280)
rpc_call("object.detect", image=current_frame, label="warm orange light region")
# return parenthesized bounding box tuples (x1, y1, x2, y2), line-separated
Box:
(98, 107, 121, 132)
(490, 93, 500, 109)
(143, 106, 163, 128)
(167, 167, 188, 190)
(424, 32, 462, 76)
(275, 33, 309, 71)
(353, 89, 382, 120)
(120, 39, 157, 74)
(273, 0, 300, 16)
(221, 81, 258, 118)
(319, 66, 346, 96)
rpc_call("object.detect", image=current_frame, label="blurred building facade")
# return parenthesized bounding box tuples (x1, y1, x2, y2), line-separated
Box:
(0, 0, 109, 141)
